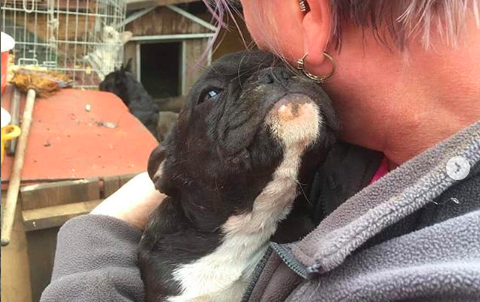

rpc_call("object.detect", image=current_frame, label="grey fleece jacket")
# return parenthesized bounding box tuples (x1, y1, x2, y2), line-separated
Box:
(41, 121, 480, 302)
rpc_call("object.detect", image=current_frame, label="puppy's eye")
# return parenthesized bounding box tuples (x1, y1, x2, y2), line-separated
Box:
(208, 90, 219, 98)
(199, 89, 223, 104)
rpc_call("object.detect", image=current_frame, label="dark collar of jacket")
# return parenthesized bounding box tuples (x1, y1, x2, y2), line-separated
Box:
(308, 141, 384, 224)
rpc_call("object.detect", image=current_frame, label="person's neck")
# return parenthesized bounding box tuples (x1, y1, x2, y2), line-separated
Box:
(382, 106, 478, 167)
(329, 76, 480, 164)
(322, 22, 480, 167)
(331, 88, 480, 167)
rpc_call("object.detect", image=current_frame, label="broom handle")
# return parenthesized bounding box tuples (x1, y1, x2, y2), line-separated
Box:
(7, 85, 21, 156)
(1, 89, 36, 246)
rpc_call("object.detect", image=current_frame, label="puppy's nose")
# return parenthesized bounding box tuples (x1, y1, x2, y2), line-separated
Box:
(259, 68, 290, 86)
(278, 103, 302, 121)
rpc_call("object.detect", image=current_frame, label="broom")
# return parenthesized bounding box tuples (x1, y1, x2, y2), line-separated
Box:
(1, 69, 72, 246)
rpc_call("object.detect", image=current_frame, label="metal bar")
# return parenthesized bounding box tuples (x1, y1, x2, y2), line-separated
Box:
(63, 0, 68, 72)
(13, 41, 51, 47)
(52, 40, 114, 46)
(33, 1, 38, 60)
(82, 0, 89, 87)
(136, 42, 141, 82)
(22, 4, 27, 60)
(1, 7, 111, 18)
(2, 0, 5, 33)
(13, 0, 18, 48)
(207, 40, 212, 65)
(46, 0, 52, 63)
(130, 33, 216, 42)
(181, 40, 186, 95)
(166, 4, 216, 32)
(73, 0, 80, 81)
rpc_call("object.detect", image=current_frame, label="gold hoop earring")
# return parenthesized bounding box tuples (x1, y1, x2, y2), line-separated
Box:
(296, 52, 336, 83)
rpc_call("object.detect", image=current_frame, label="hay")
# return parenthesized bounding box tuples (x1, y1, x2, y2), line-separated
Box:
(10, 69, 73, 97)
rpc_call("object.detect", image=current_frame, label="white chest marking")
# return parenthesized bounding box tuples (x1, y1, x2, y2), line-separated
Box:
(167, 148, 305, 302)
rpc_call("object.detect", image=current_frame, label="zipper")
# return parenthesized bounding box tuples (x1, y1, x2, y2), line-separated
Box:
(269, 242, 318, 279)
(240, 247, 273, 302)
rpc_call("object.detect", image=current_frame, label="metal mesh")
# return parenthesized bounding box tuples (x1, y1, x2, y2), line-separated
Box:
(1, 0, 127, 89)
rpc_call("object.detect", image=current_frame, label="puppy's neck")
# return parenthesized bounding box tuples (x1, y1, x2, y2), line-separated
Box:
(170, 146, 304, 302)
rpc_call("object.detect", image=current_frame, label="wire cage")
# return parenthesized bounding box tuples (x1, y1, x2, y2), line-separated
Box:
(1, 0, 128, 89)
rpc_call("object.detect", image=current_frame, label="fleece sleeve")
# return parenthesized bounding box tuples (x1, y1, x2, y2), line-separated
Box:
(40, 215, 145, 302)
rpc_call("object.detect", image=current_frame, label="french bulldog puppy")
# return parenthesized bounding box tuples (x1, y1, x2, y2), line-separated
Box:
(139, 51, 338, 302)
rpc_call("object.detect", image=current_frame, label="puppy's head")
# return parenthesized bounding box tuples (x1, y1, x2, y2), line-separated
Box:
(99, 59, 134, 105)
(148, 51, 338, 230)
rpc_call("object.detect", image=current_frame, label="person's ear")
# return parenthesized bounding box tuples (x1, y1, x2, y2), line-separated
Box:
(301, 0, 332, 66)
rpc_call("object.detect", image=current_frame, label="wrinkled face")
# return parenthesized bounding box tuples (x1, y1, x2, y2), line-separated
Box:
(148, 51, 337, 229)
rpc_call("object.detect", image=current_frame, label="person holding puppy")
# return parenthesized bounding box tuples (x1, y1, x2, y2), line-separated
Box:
(42, 1, 480, 301)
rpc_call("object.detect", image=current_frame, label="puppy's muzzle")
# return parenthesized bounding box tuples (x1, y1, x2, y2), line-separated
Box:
(266, 94, 321, 148)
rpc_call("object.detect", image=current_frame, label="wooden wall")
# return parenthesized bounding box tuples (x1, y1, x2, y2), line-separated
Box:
(4, 12, 96, 42)
(1, 191, 32, 302)
(182, 38, 209, 95)
(126, 6, 211, 36)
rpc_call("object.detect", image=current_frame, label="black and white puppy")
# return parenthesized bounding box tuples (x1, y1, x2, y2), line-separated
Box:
(139, 51, 338, 302)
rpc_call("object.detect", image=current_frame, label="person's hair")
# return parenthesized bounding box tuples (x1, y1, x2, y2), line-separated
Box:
(205, 0, 480, 53)
(330, 0, 480, 50)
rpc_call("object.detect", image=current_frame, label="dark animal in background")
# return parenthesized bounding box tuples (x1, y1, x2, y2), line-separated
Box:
(139, 51, 338, 302)
(99, 59, 159, 137)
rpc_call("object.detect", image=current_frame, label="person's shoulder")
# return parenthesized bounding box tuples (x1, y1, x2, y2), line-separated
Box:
(418, 162, 480, 228)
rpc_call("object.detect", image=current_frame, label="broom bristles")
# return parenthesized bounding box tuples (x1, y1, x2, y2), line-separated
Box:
(10, 69, 73, 98)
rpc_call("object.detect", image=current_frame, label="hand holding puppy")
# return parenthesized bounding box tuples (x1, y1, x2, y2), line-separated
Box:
(91, 172, 165, 229)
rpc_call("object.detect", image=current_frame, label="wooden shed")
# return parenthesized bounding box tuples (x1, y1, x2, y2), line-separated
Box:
(123, 0, 251, 111)
(123, 1, 214, 107)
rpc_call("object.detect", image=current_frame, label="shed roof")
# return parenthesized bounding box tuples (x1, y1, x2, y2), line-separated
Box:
(127, 0, 200, 10)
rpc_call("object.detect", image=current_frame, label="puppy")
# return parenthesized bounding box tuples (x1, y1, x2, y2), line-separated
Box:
(139, 51, 338, 302)
(99, 59, 159, 137)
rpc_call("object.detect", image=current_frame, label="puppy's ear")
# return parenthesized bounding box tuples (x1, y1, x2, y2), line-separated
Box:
(148, 144, 178, 196)
(124, 58, 133, 73)
(147, 144, 167, 182)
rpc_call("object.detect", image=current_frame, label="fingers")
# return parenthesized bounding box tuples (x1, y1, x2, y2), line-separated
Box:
(91, 172, 166, 229)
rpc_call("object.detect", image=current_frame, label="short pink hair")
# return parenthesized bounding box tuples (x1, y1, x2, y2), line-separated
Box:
(205, 0, 480, 52)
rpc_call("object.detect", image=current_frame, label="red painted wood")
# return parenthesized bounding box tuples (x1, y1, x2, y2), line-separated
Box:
(1, 85, 158, 188)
